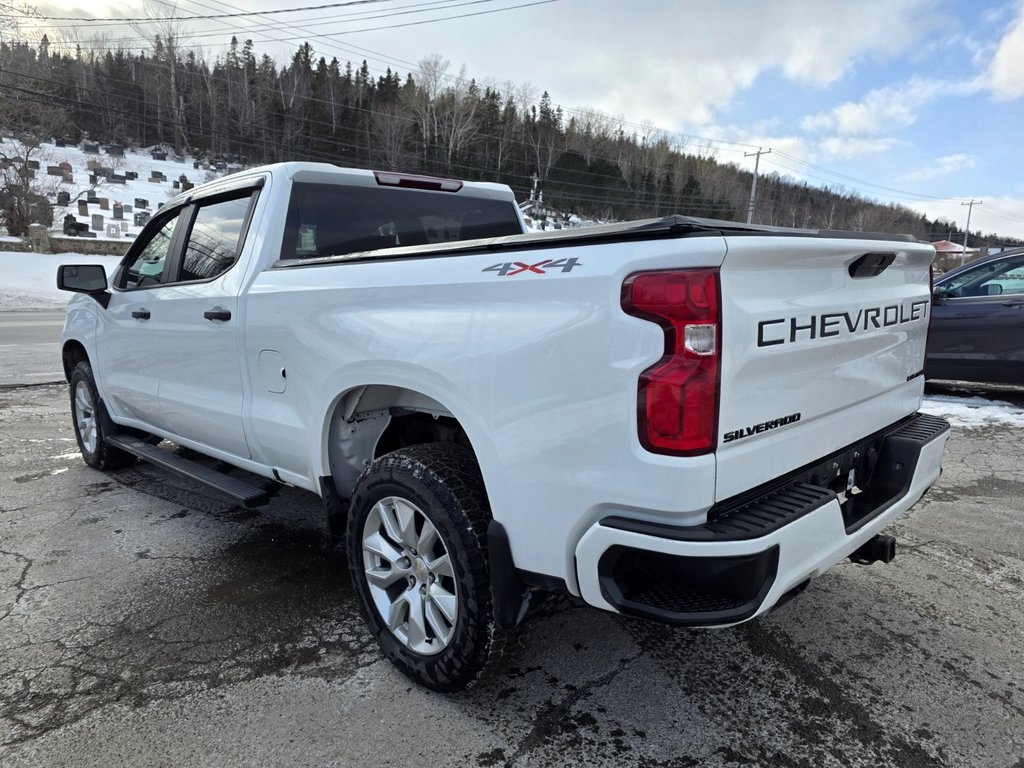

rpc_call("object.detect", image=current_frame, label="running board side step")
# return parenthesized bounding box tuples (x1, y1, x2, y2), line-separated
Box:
(106, 435, 276, 507)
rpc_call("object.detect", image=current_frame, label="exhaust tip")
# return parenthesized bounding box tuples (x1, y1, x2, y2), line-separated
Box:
(849, 534, 897, 565)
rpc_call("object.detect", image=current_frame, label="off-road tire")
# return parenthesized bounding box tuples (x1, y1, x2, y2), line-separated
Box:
(346, 443, 500, 692)
(69, 361, 136, 470)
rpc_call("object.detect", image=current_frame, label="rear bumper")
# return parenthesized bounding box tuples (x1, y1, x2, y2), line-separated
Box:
(574, 412, 950, 626)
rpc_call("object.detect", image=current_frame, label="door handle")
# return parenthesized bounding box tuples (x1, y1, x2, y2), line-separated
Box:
(1001, 300, 1024, 308)
(204, 308, 232, 322)
(131, 309, 151, 320)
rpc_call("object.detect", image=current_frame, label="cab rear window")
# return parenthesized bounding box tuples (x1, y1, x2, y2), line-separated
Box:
(280, 182, 522, 260)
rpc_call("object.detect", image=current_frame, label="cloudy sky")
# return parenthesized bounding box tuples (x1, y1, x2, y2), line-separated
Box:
(25, 0, 1024, 240)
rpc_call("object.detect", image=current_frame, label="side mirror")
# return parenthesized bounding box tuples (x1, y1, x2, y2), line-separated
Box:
(983, 283, 1003, 296)
(57, 264, 111, 308)
(932, 287, 949, 304)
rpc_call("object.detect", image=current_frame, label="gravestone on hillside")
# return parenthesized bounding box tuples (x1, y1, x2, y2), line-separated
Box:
(135, 198, 148, 209)
(59, 161, 72, 172)
(107, 145, 125, 157)
(47, 166, 63, 176)
(63, 214, 79, 235)
(98, 198, 109, 211)
(151, 151, 167, 161)
(57, 191, 71, 206)
(134, 212, 150, 227)
(112, 203, 123, 220)
(83, 143, 100, 154)
(77, 200, 89, 216)
(106, 224, 120, 238)
(91, 214, 104, 231)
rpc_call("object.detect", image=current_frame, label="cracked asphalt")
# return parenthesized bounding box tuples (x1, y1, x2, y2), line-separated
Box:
(1, 382, 1022, 768)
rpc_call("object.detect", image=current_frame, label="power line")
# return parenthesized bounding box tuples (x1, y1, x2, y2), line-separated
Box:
(6, 36, 1014, 238)
(17, 0, 507, 31)
(17, 0, 401, 23)
(24, 0, 563, 42)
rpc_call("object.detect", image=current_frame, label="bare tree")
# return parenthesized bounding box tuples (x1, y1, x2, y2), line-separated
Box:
(370, 102, 412, 170)
(435, 66, 478, 173)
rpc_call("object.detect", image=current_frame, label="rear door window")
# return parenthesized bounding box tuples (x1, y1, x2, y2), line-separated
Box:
(177, 192, 257, 282)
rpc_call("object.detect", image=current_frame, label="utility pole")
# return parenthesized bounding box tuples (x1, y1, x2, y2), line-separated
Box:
(744, 147, 771, 223)
(961, 199, 982, 265)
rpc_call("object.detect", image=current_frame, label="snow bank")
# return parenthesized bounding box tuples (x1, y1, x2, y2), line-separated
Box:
(0, 251, 123, 310)
(921, 393, 1024, 430)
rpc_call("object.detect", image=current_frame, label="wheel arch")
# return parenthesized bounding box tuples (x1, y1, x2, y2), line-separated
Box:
(323, 383, 493, 503)
(62, 339, 90, 382)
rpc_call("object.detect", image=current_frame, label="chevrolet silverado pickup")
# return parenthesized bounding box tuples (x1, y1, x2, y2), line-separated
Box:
(58, 162, 950, 691)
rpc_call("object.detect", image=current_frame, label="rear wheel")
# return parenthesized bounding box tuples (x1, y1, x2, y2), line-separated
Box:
(346, 443, 499, 691)
(69, 361, 135, 470)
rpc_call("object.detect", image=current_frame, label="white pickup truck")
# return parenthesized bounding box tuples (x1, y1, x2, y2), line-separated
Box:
(59, 162, 950, 691)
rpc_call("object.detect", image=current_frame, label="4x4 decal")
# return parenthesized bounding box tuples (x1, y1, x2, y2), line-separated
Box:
(482, 258, 582, 277)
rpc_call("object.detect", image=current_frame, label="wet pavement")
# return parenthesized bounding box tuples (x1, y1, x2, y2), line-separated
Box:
(1, 383, 1022, 768)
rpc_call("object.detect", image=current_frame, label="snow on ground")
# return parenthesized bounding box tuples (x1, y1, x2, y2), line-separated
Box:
(0, 251, 123, 310)
(921, 393, 1024, 430)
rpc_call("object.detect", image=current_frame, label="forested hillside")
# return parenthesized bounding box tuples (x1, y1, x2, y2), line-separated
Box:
(0, 34, 1018, 248)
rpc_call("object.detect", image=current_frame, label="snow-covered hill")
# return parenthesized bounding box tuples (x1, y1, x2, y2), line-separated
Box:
(1, 138, 231, 243)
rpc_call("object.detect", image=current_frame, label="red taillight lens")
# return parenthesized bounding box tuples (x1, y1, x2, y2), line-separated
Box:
(622, 269, 721, 456)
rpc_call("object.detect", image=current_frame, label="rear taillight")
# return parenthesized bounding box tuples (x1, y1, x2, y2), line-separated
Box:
(621, 269, 721, 456)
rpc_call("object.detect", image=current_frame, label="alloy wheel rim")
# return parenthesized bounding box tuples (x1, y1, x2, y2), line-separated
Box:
(74, 381, 98, 454)
(361, 496, 458, 655)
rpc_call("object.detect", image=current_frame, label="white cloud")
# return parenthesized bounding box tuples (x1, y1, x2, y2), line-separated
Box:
(801, 77, 979, 136)
(819, 136, 904, 159)
(898, 154, 976, 183)
(987, 3, 1024, 99)
(438, 0, 939, 130)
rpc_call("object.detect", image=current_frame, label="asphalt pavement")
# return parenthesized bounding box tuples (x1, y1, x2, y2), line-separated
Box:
(0, 320, 1022, 768)
(0, 311, 65, 387)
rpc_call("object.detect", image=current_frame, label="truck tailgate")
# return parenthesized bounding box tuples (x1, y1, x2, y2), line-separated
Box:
(715, 236, 936, 501)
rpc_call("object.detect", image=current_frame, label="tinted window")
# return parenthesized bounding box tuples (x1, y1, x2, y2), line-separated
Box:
(121, 212, 180, 289)
(179, 194, 255, 281)
(280, 182, 522, 260)
(940, 255, 1024, 298)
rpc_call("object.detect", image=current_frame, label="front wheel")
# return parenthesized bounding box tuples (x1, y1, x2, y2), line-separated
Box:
(346, 443, 499, 691)
(69, 361, 135, 470)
